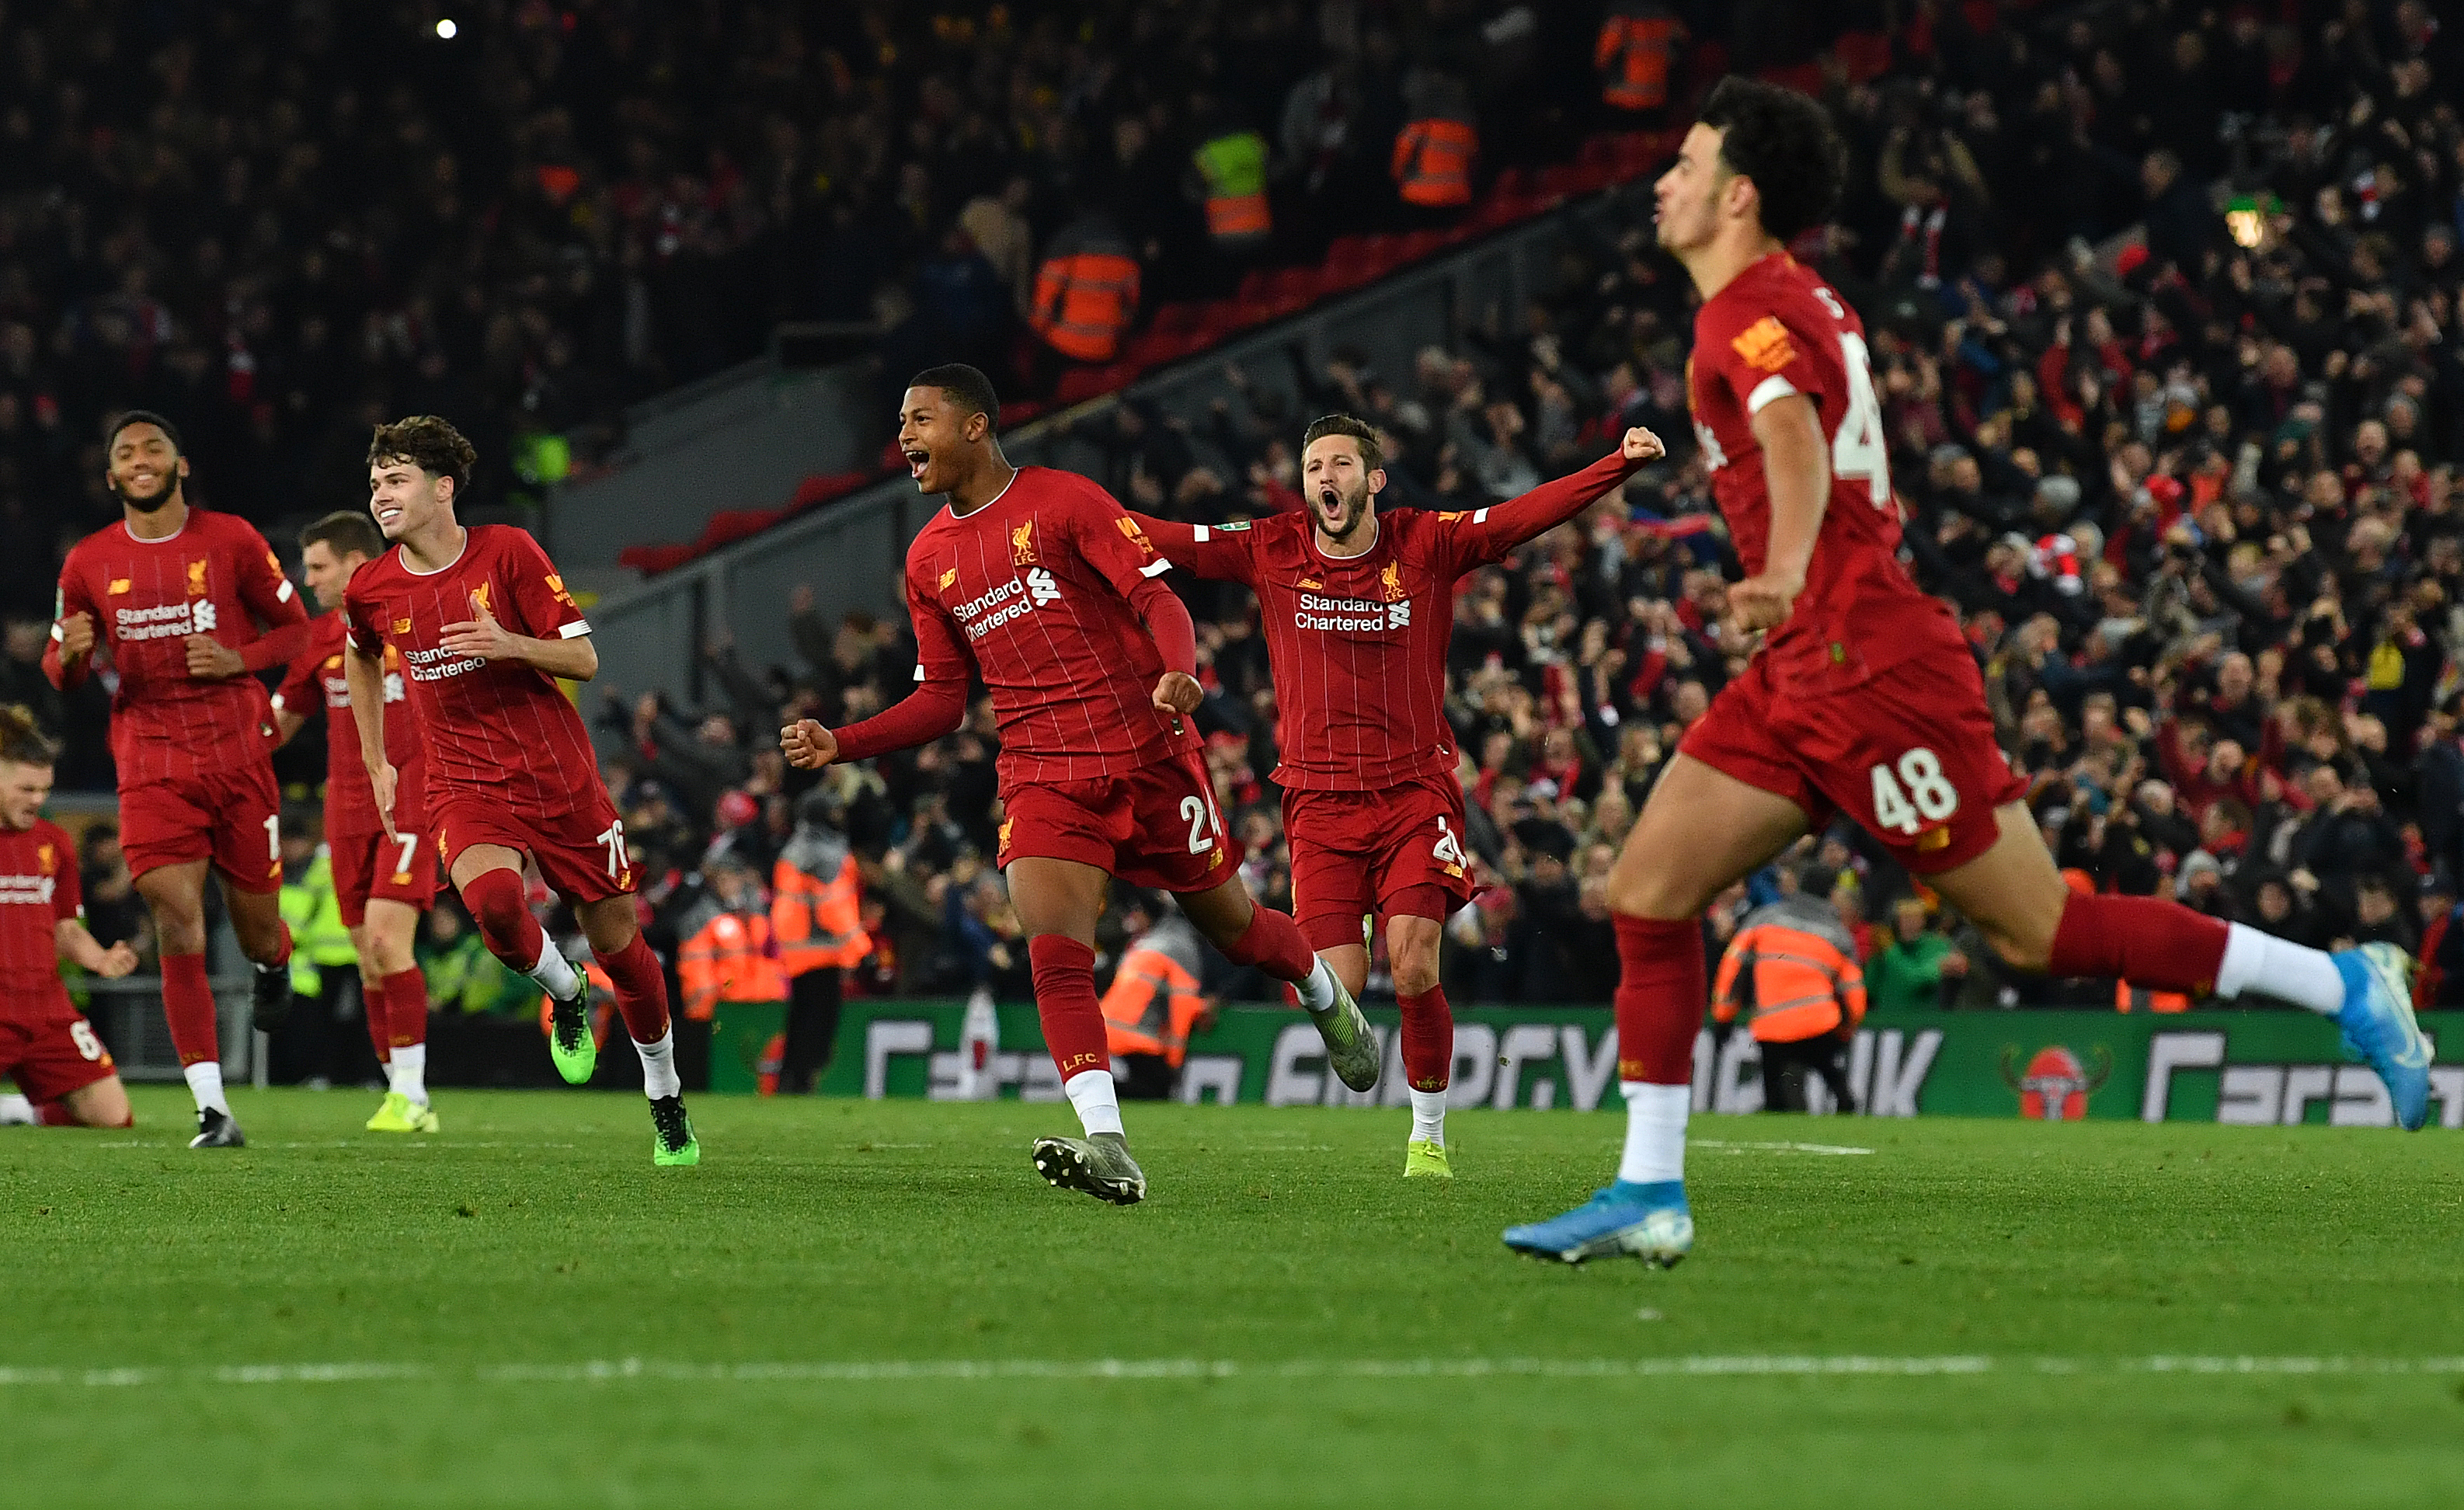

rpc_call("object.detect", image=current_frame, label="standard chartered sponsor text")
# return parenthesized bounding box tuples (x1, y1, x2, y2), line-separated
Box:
(952, 577, 1035, 640)
(114, 600, 214, 641)
(1295, 591, 1402, 633)
(405, 644, 487, 681)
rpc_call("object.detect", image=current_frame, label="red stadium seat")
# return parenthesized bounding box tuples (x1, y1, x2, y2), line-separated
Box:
(790, 471, 872, 510)
(618, 544, 699, 576)
(1835, 30, 1893, 83)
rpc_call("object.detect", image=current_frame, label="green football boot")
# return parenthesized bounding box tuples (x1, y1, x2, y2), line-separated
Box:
(650, 1094, 699, 1166)
(1032, 1132, 1147, 1206)
(546, 972, 597, 1086)
(365, 1091, 440, 1133)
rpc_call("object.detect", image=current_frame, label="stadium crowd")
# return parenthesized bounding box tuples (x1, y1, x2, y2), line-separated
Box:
(568, 0, 2464, 1018)
(19, 0, 2464, 1036)
(0, 0, 1609, 635)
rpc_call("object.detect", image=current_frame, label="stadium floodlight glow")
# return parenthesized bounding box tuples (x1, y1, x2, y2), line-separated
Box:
(435, 18, 458, 40)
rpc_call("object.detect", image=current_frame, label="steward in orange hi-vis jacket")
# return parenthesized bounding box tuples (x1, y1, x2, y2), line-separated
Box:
(771, 788, 867, 1094)
(1713, 894, 1866, 1113)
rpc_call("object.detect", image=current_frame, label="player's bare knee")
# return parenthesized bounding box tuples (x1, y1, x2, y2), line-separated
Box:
(578, 908, 635, 959)
(1606, 868, 1704, 922)
(1391, 956, 1439, 999)
(1982, 921, 2052, 976)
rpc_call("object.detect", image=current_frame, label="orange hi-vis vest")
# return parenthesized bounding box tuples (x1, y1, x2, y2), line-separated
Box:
(772, 853, 866, 976)
(1596, 6, 1677, 113)
(1392, 117, 1476, 207)
(1029, 249, 1140, 363)
(679, 906, 788, 1021)
(2115, 981, 2192, 1013)
(1712, 897, 1868, 1044)
(1100, 920, 1208, 1069)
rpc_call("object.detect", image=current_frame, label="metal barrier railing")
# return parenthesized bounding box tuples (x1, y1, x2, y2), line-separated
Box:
(72, 974, 261, 1084)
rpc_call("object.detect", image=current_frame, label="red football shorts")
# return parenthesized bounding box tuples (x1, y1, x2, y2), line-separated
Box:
(997, 748, 1243, 893)
(117, 759, 283, 893)
(328, 826, 440, 927)
(1286, 773, 1477, 952)
(433, 787, 634, 906)
(0, 1000, 118, 1103)
(1679, 625, 2027, 875)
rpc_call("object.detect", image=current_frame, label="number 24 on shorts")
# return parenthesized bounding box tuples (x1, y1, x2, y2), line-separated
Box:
(1871, 748, 1958, 836)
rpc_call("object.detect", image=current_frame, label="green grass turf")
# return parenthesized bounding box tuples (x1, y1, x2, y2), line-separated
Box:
(2, 1086, 2462, 1508)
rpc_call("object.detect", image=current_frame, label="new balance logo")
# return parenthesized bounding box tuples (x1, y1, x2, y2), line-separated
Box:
(1026, 568, 1061, 606)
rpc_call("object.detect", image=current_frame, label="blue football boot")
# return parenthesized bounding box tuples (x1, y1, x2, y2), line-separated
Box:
(1503, 1180, 1693, 1267)
(2331, 943, 2431, 1132)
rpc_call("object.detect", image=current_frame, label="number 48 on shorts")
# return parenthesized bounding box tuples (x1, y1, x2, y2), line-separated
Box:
(1870, 747, 1959, 836)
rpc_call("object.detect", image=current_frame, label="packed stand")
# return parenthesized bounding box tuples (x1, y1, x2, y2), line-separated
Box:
(551, 1, 2464, 1017)
(0, 0, 1611, 632)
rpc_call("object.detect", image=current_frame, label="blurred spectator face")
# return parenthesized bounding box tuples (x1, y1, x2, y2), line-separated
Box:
(3, 618, 44, 666)
(1672, 681, 1709, 725)
(2354, 421, 2388, 470)
(1892, 897, 1929, 943)
(2135, 780, 2176, 817)
(2206, 739, 2244, 781)
(2306, 764, 2344, 808)
(2217, 654, 2253, 704)
(2355, 881, 2396, 927)
(2255, 881, 2292, 924)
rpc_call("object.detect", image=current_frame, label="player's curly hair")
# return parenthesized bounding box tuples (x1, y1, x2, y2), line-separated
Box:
(1698, 76, 1846, 244)
(367, 416, 479, 496)
(1301, 413, 1383, 472)
(0, 704, 59, 767)
(103, 409, 184, 454)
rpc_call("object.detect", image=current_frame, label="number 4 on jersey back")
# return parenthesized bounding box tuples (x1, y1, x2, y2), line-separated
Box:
(1813, 284, 1892, 510)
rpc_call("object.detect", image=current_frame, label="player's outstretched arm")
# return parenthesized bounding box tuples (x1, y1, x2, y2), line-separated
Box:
(1449, 426, 1665, 567)
(1728, 394, 1829, 632)
(783, 677, 967, 771)
(1123, 512, 1256, 583)
(343, 638, 400, 838)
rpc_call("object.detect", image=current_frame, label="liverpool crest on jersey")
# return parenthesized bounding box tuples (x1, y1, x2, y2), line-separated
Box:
(1010, 520, 1038, 566)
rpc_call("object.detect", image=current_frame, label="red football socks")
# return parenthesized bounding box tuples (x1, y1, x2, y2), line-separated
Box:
(458, 868, 544, 969)
(600, 933, 673, 1044)
(159, 951, 221, 1067)
(1613, 913, 1704, 1085)
(2046, 891, 2230, 993)
(381, 969, 429, 1050)
(1397, 986, 1453, 1091)
(1222, 903, 1314, 983)
(1028, 934, 1109, 1081)
(359, 976, 392, 1065)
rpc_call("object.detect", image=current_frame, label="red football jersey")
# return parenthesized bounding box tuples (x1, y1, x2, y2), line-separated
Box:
(342, 525, 605, 816)
(1133, 451, 1641, 790)
(901, 466, 1197, 784)
(1688, 252, 1935, 686)
(273, 611, 428, 838)
(0, 819, 79, 1020)
(44, 510, 308, 785)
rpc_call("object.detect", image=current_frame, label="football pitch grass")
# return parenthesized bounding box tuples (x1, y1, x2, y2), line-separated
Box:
(3, 1087, 2460, 1508)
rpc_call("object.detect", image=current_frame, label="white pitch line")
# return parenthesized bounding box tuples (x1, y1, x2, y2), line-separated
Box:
(1690, 1139, 1877, 1156)
(8, 1355, 2464, 1390)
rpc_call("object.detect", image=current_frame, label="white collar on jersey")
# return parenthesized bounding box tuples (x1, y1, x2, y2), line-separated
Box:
(399, 526, 473, 577)
(120, 517, 187, 546)
(946, 468, 1020, 522)
(1310, 511, 1380, 563)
